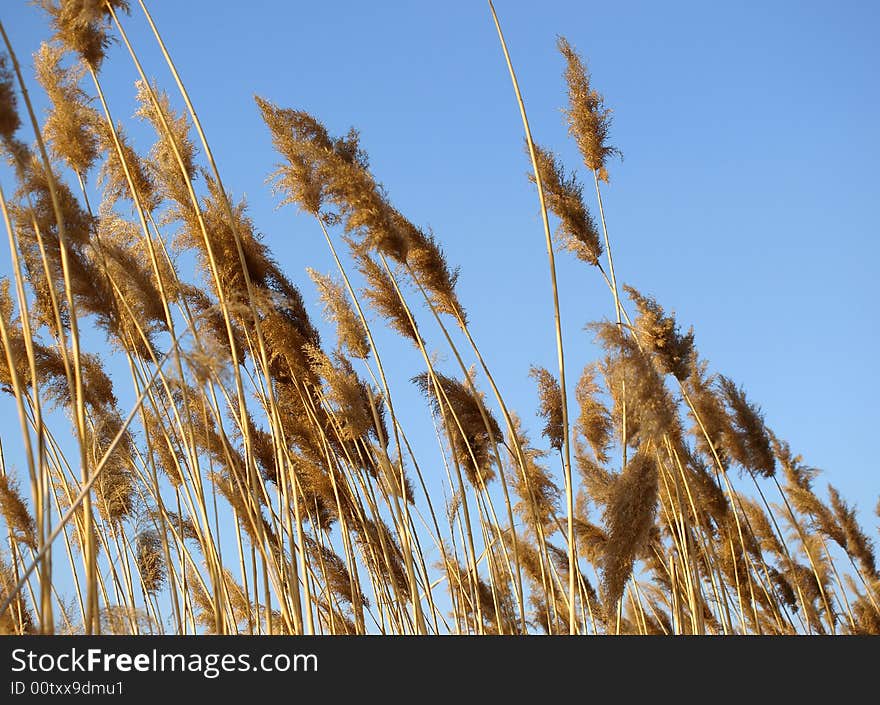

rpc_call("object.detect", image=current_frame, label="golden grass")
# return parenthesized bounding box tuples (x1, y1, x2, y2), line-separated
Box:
(0, 0, 876, 635)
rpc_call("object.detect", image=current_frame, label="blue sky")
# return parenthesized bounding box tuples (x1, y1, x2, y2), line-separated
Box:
(3, 0, 878, 536)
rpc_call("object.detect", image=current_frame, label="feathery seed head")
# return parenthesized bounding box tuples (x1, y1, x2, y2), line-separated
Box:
(95, 120, 158, 211)
(357, 252, 420, 346)
(135, 529, 165, 593)
(135, 80, 198, 206)
(0, 554, 35, 634)
(558, 36, 620, 181)
(828, 485, 878, 579)
(625, 285, 695, 382)
(307, 345, 376, 442)
(0, 474, 37, 549)
(717, 376, 775, 478)
(0, 55, 21, 142)
(506, 414, 561, 530)
(401, 217, 466, 322)
(257, 97, 409, 261)
(414, 370, 501, 486)
(38, 0, 130, 70)
(531, 144, 602, 265)
(529, 365, 564, 451)
(307, 268, 370, 359)
(600, 450, 659, 607)
(34, 43, 100, 175)
(574, 363, 612, 463)
(592, 322, 678, 448)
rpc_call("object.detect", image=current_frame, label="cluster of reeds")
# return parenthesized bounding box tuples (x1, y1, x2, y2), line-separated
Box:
(0, 0, 876, 635)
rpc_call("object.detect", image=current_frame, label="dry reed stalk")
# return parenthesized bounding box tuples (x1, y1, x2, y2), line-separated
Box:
(488, 0, 578, 635)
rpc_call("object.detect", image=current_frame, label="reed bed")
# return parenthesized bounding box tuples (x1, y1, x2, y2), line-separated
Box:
(0, 0, 876, 636)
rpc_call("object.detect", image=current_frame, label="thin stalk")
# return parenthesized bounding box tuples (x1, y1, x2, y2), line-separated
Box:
(488, 0, 576, 632)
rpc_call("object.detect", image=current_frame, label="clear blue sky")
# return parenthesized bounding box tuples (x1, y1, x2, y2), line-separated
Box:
(3, 0, 878, 531)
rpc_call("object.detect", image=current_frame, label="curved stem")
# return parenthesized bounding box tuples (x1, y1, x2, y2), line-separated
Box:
(489, 0, 577, 634)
